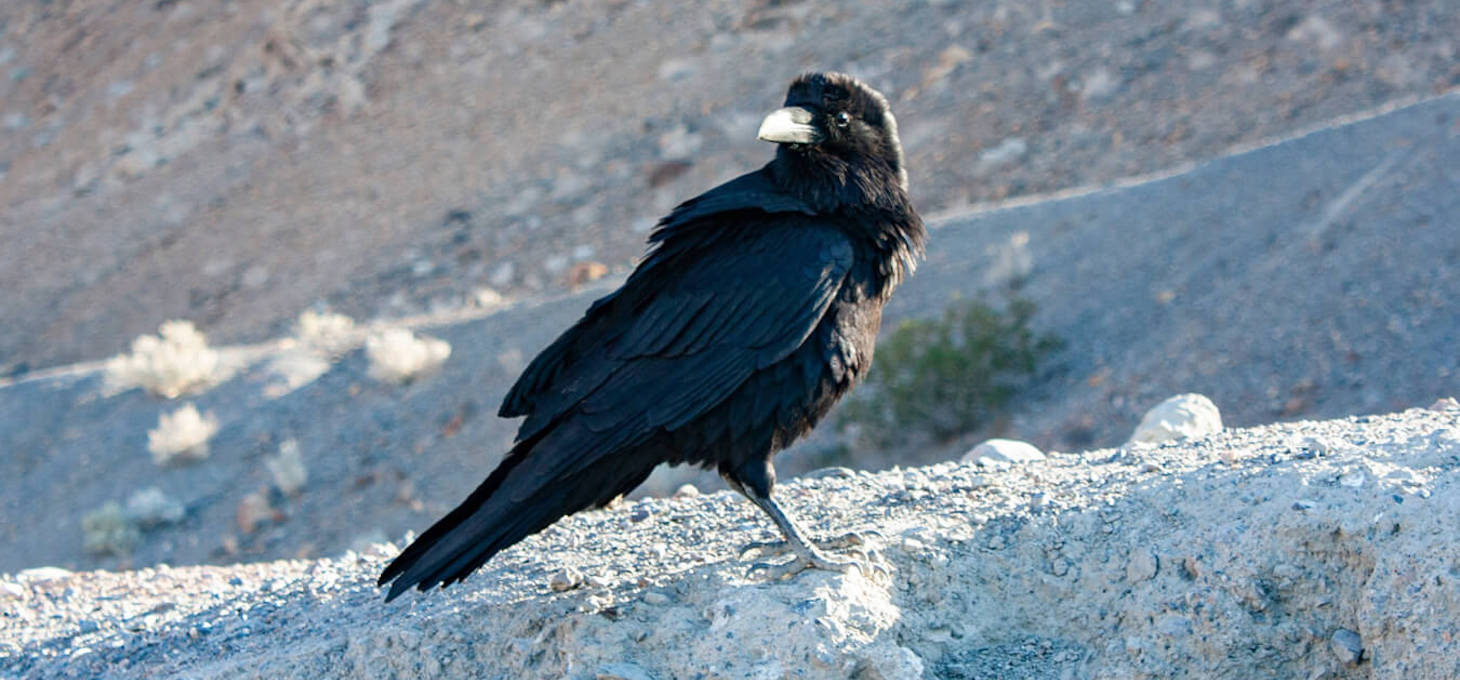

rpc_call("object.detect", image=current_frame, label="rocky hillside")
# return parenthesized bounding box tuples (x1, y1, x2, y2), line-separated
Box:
(5, 406, 1459, 679)
(3, 0, 1457, 371)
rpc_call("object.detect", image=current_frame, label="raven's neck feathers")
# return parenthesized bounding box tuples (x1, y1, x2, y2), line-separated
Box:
(770, 151, 926, 294)
(648, 161, 925, 295)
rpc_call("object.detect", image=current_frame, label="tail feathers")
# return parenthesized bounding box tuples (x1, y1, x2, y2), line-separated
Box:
(378, 439, 534, 601)
(378, 434, 658, 602)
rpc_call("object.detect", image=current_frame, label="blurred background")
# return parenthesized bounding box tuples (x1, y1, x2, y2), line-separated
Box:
(1, 0, 1456, 575)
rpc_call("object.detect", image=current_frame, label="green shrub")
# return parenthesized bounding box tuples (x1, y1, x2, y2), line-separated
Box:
(840, 297, 1061, 446)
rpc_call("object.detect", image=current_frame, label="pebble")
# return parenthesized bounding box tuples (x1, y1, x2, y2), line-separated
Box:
(1330, 628, 1363, 665)
(597, 662, 655, 680)
(672, 484, 700, 499)
(1338, 470, 1365, 488)
(1296, 436, 1332, 459)
(1125, 548, 1159, 583)
(549, 567, 583, 592)
(641, 591, 671, 606)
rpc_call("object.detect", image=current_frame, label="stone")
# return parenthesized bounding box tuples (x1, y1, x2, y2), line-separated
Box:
(1128, 394, 1222, 445)
(961, 439, 1046, 467)
(1330, 628, 1363, 665)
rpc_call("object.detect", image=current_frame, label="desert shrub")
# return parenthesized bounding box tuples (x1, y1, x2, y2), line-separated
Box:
(839, 297, 1061, 446)
(103, 320, 225, 398)
(82, 502, 141, 556)
(148, 403, 219, 465)
(365, 327, 451, 384)
(295, 310, 358, 355)
(266, 439, 308, 496)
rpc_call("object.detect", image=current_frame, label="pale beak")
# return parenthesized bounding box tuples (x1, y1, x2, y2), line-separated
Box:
(756, 106, 824, 145)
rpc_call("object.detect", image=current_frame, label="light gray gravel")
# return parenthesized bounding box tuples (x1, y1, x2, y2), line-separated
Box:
(4, 405, 1458, 679)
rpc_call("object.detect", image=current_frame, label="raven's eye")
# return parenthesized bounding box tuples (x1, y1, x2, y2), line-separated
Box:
(833, 111, 852, 128)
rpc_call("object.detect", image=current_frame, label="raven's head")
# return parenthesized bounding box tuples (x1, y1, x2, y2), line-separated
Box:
(757, 72, 908, 192)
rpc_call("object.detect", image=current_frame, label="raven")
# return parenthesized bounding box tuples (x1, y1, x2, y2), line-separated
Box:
(379, 72, 925, 600)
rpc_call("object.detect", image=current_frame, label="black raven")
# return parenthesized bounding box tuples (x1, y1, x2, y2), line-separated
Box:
(379, 72, 925, 600)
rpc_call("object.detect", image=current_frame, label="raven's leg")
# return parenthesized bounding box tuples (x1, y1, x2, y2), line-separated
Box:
(720, 457, 880, 579)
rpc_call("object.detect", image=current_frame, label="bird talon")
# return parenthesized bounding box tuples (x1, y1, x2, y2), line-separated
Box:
(738, 539, 786, 559)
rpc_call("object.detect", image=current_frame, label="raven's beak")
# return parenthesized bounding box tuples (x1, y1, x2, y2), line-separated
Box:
(757, 106, 824, 145)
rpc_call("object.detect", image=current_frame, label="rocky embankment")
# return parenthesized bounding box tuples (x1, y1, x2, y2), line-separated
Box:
(4, 404, 1458, 679)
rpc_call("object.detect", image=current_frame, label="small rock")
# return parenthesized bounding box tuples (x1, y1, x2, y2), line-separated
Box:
(1428, 397, 1458, 412)
(1128, 394, 1222, 445)
(1384, 468, 1426, 487)
(566, 261, 609, 288)
(472, 287, 506, 309)
(656, 125, 702, 160)
(1080, 66, 1119, 101)
(1339, 470, 1365, 488)
(978, 137, 1028, 169)
(672, 484, 700, 499)
(597, 662, 655, 680)
(630, 507, 651, 523)
(1292, 499, 1318, 511)
(549, 567, 583, 592)
(18, 566, 73, 582)
(641, 591, 671, 606)
(77, 620, 99, 635)
(1330, 628, 1363, 665)
(961, 439, 1046, 467)
(1126, 548, 1159, 583)
(1296, 436, 1332, 459)
(236, 492, 276, 535)
(488, 261, 516, 288)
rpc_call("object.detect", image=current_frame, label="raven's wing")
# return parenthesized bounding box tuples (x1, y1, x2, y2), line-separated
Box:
(499, 166, 814, 421)
(379, 219, 853, 599)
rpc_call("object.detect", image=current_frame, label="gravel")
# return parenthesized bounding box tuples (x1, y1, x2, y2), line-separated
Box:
(4, 406, 1458, 678)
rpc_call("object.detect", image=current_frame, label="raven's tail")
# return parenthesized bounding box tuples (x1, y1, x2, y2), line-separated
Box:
(377, 431, 656, 601)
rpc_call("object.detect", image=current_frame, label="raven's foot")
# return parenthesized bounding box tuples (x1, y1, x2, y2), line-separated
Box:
(741, 531, 889, 581)
(738, 530, 880, 559)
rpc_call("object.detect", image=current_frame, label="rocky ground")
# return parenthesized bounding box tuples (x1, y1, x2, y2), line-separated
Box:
(5, 406, 1459, 679)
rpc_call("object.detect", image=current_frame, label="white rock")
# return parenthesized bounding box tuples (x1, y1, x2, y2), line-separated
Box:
(1125, 548, 1159, 583)
(549, 567, 583, 592)
(1429, 397, 1458, 412)
(1128, 394, 1222, 445)
(961, 439, 1046, 467)
(16, 567, 73, 582)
